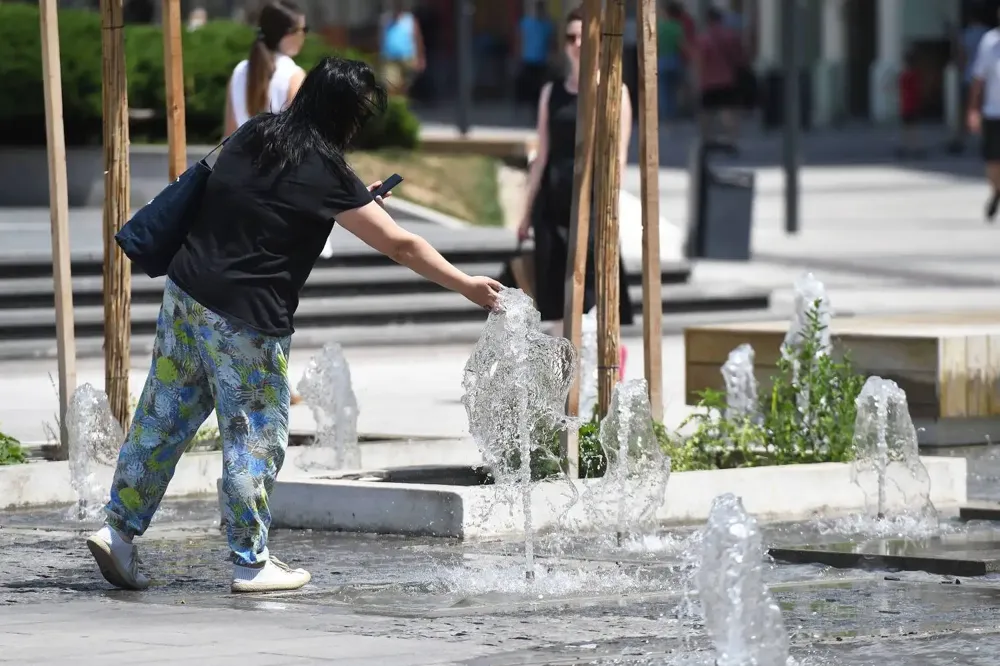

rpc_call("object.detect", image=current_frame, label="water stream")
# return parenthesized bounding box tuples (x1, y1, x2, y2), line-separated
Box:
(851, 376, 936, 527)
(696, 493, 792, 666)
(296, 342, 360, 470)
(462, 288, 580, 579)
(66, 384, 123, 521)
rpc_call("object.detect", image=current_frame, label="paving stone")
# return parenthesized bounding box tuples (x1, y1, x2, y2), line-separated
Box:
(769, 531, 1000, 577)
(960, 502, 1000, 522)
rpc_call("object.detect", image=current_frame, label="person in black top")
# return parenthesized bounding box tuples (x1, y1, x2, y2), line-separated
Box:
(87, 57, 502, 595)
(517, 5, 634, 380)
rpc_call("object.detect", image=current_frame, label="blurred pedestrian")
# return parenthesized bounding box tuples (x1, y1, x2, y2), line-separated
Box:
(224, 0, 308, 402)
(86, 57, 502, 594)
(223, 0, 307, 137)
(657, 2, 686, 121)
(187, 6, 208, 32)
(515, 1, 555, 120)
(969, 7, 1000, 222)
(895, 49, 923, 159)
(952, 8, 990, 153)
(694, 6, 746, 144)
(379, 0, 426, 97)
(517, 6, 633, 379)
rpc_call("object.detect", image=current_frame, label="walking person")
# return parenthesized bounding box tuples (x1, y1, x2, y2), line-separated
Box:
(515, 1, 555, 120)
(657, 2, 686, 121)
(223, 0, 307, 137)
(86, 57, 503, 594)
(379, 0, 426, 97)
(224, 1, 312, 404)
(953, 9, 991, 154)
(968, 8, 1000, 222)
(517, 5, 634, 378)
(895, 49, 923, 159)
(694, 7, 746, 144)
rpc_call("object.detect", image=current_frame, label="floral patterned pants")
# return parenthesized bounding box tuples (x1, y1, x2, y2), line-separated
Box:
(105, 278, 291, 566)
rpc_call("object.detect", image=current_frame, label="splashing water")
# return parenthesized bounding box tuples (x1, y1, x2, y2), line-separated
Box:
(462, 289, 580, 580)
(67, 384, 123, 521)
(582, 379, 671, 545)
(296, 342, 360, 470)
(782, 272, 831, 356)
(578, 307, 598, 419)
(695, 494, 792, 666)
(850, 377, 936, 524)
(781, 273, 832, 423)
(722, 344, 759, 422)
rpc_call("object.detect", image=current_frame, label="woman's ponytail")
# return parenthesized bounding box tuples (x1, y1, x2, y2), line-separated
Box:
(246, 34, 277, 117)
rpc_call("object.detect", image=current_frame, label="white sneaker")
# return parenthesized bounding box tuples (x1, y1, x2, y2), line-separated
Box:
(86, 525, 150, 591)
(231, 556, 311, 594)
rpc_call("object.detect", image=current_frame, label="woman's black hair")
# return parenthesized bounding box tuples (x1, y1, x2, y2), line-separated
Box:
(244, 56, 388, 177)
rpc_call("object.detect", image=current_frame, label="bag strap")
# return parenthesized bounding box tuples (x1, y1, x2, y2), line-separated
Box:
(204, 134, 231, 160)
(205, 119, 251, 160)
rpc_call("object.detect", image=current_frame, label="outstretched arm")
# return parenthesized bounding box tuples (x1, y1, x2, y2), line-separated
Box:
(336, 201, 502, 309)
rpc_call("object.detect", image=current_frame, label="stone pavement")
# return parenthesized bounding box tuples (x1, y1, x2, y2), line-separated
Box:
(0, 601, 491, 665)
(619, 153, 1000, 317)
(6, 498, 1000, 665)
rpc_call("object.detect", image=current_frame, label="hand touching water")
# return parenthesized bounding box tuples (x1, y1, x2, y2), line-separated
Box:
(462, 276, 503, 312)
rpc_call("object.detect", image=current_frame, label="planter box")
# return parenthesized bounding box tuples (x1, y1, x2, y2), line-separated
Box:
(258, 456, 967, 538)
(0, 438, 479, 511)
(685, 312, 1000, 446)
(0, 145, 217, 208)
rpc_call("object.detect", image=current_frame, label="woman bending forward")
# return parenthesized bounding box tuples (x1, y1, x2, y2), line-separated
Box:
(86, 57, 501, 594)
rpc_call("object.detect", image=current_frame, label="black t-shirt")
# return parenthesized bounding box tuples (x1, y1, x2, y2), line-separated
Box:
(168, 128, 373, 336)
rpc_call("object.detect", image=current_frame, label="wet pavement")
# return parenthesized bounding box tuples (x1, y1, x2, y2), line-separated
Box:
(4, 494, 1000, 665)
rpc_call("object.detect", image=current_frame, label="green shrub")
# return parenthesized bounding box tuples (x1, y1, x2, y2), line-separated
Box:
(502, 302, 862, 479)
(669, 300, 866, 471)
(525, 415, 671, 481)
(0, 428, 26, 466)
(353, 97, 421, 151)
(0, 5, 418, 148)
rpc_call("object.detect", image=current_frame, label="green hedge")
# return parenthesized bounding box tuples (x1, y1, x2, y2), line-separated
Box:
(0, 4, 418, 148)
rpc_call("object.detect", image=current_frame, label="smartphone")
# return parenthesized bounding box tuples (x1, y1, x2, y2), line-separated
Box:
(372, 173, 403, 199)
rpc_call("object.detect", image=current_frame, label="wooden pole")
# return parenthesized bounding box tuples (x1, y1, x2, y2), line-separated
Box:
(101, 0, 132, 429)
(636, 0, 663, 420)
(162, 0, 187, 181)
(560, 0, 602, 477)
(593, 0, 625, 417)
(39, 0, 78, 461)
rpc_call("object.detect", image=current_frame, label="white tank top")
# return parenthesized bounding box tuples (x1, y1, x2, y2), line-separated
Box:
(229, 53, 302, 127)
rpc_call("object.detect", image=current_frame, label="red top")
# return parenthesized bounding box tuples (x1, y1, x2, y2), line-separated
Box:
(680, 12, 696, 60)
(899, 69, 921, 116)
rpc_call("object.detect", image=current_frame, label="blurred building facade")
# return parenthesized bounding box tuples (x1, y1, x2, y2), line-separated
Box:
(748, 0, 984, 127)
(46, 0, 991, 127)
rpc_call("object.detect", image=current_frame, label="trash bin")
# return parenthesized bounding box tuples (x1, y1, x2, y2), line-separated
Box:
(686, 139, 755, 261)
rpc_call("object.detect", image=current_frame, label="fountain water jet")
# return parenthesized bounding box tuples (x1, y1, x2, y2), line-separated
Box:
(850, 376, 936, 523)
(462, 288, 580, 580)
(296, 342, 360, 470)
(695, 493, 792, 666)
(780, 273, 832, 425)
(582, 379, 671, 546)
(578, 307, 598, 419)
(721, 344, 759, 422)
(782, 272, 831, 356)
(67, 384, 124, 521)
